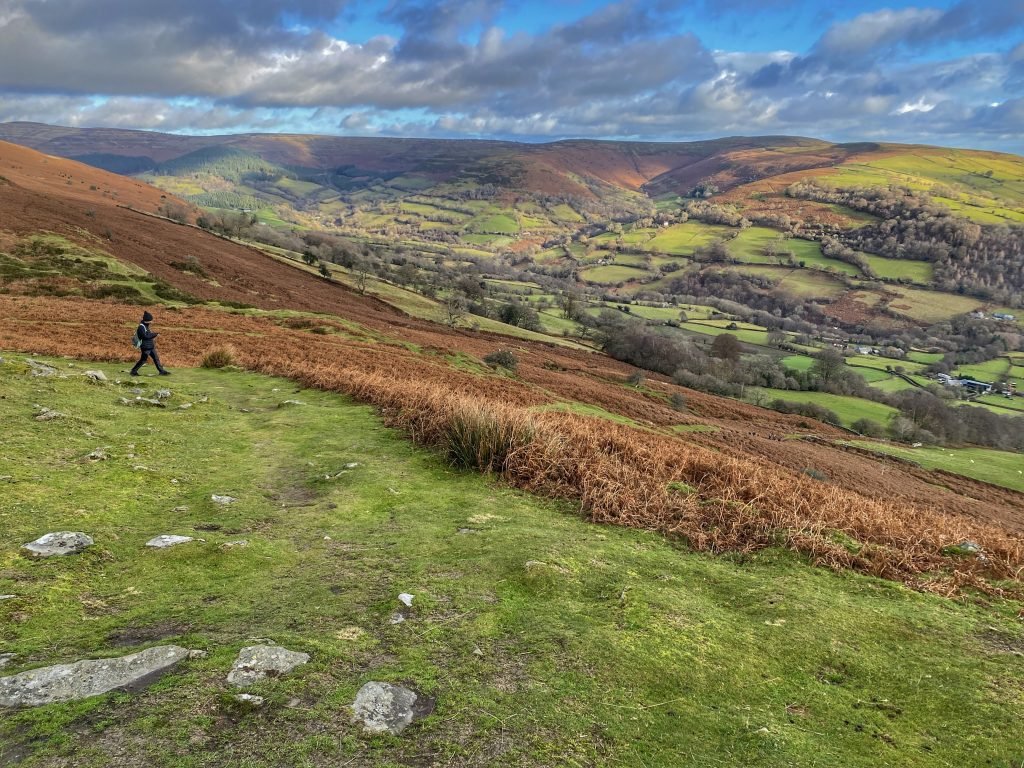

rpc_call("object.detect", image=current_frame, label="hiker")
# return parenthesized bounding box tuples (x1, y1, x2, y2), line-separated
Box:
(130, 310, 171, 376)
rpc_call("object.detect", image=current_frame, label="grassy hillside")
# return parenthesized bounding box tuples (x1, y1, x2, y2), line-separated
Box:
(2, 355, 1023, 767)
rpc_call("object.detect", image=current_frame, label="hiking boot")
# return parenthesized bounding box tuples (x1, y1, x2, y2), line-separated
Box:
(159, 370, 172, 376)
(130, 371, 140, 376)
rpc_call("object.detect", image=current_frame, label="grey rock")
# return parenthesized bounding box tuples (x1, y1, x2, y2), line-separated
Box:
(389, 612, 405, 625)
(34, 408, 63, 422)
(221, 540, 248, 549)
(86, 448, 108, 461)
(279, 400, 304, 407)
(0, 645, 189, 707)
(155, 389, 172, 400)
(0, 595, 15, 601)
(351, 681, 434, 735)
(398, 593, 414, 607)
(26, 360, 58, 377)
(187, 650, 208, 660)
(84, 370, 108, 382)
(22, 532, 93, 557)
(233, 693, 264, 706)
(344, 462, 360, 469)
(0, 654, 15, 670)
(178, 403, 193, 410)
(145, 535, 194, 549)
(211, 494, 236, 505)
(227, 645, 309, 688)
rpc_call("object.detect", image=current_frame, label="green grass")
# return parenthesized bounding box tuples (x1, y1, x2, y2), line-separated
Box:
(862, 255, 934, 284)
(2, 355, 1024, 766)
(530, 401, 643, 427)
(753, 388, 899, 427)
(848, 440, 1024, 493)
(645, 221, 731, 255)
(681, 321, 770, 346)
(466, 213, 519, 236)
(721, 265, 847, 299)
(579, 264, 653, 284)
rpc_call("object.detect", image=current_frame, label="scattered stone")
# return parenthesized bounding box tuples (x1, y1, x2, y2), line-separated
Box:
(154, 389, 172, 400)
(398, 593, 414, 607)
(85, 448, 108, 461)
(221, 540, 248, 549)
(34, 407, 63, 422)
(22, 532, 93, 557)
(211, 494, 237, 505)
(344, 462, 360, 469)
(84, 370, 107, 382)
(524, 560, 546, 570)
(131, 388, 144, 395)
(227, 645, 310, 688)
(133, 465, 149, 472)
(145, 535, 195, 549)
(187, 650, 208, 660)
(0, 654, 15, 670)
(26, 360, 58, 377)
(119, 396, 165, 408)
(279, 400, 304, 407)
(0, 645, 189, 707)
(0, 596, 15, 601)
(178, 403, 193, 410)
(389, 613, 405, 625)
(233, 693, 264, 706)
(198, 396, 209, 403)
(351, 681, 434, 735)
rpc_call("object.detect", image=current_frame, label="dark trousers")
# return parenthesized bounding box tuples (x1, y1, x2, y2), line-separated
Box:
(131, 348, 167, 374)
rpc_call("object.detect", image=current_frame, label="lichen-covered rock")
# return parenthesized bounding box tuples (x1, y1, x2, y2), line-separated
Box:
(84, 370, 108, 382)
(145, 535, 194, 548)
(22, 532, 93, 557)
(351, 681, 434, 735)
(0, 646, 189, 707)
(227, 645, 309, 688)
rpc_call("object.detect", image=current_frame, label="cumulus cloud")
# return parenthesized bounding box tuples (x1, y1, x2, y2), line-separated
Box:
(0, 0, 1021, 151)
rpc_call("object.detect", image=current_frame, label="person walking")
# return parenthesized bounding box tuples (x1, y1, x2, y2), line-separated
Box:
(130, 310, 171, 376)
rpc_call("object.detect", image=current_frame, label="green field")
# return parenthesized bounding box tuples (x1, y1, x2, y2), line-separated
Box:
(884, 287, 985, 324)
(849, 441, 1024, 492)
(645, 221, 731, 255)
(579, 264, 653, 284)
(3, 356, 1024, 766)
(754, 388, 899, 427)
(467, 213, 519, 235)
(862, 254, 934, 284)
(724, 266, 847, 298)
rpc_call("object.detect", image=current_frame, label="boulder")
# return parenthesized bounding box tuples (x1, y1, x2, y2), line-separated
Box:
(26, 360, 58, 377)
(211, 494, 237, 505)
(351, 681, 434, 735)
(34, 408, 63, 422)
(84, 370, 108, 382)
(0, 654, 15, 670)
(145, 535, 194, 549)
(22, 532, 93, 557)
(0, 645, 189, 707)
(155, 389, 172, 400)
(227, 645, 309, 688)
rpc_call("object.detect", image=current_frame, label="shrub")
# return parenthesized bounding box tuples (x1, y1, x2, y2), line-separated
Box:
(669, 392, 687, 411)
(483, 350, 518, 371)
(626, 371, 645, 387)
(201, 345, 238, 369)
(851, 418, 886, 438)
(444, 404, 534, 472)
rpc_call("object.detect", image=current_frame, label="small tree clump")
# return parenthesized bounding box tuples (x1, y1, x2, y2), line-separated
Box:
(483, 350, 518, 372)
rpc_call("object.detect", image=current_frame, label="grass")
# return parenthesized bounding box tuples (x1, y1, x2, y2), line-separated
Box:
(2, 355, 1024, 766)
(862, 254, 934, 284)
(753, 388, 898, 427)
(848, 440, 1024, 493)
(579, 264, 653, 284)
(721, 265, 847, 299)
(645, 221, 731, 255)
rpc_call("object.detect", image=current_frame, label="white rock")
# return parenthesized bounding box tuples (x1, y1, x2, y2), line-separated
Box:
(398, 593, 414, 607)
(145, 535, 194, 549)
(233, 693, 264, 706)
(351, 681, 433, 735)
(389, 613, 405, 625)
(84, 370, 107, 382)
(211, 495, 237, 505)
(22, 532, 93, 557)
(227, 645, 309, 689)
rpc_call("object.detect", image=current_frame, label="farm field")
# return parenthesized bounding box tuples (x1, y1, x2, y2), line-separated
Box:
(754, 388, 899, 427)
(862, 254, 934, 284)
(644, 221, 731, 254)
(724, 265, 847, 298)
(3, 357, 1023, 766)
(579, 264, 653, 284)
(883, 287, 985, 324)
(850, 440, 1024, 493)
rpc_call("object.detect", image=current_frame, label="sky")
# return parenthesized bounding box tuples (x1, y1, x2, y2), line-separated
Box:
(0, 0, 1022, 151)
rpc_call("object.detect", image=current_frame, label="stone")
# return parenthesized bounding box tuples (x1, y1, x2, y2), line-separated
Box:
(34, 408, 63, 422)
(211, 494, 237, 505)
(389, 612, 405, 625)
(0, 645, 189, 707)
(155, 389, 172, 400)
(0, 596, 15, 601)
(145, 535, 194, 549)
(344, 462, 360, 469)
(84, 370, 107, 382)
(86, 448, 108, 461)
(279, 400, 304, 407)
(221, 540, 248, 549)
(187, 650, 208, 660)
(178, 403, 193, 410)
(227, 645, 309, 688)
(398, 593, 414, 607)
(0, 654, 15, 670)
(233, 693, 264, 706)
(22, 532, 93, 557)
(351, 681, 434, 735)
(26, 360, 58, 377)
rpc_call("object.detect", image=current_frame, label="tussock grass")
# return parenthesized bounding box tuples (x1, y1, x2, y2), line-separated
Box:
(200, 344, 237, 369)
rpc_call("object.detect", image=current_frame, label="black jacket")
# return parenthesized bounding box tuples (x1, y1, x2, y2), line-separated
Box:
(136, 322, 159, 351)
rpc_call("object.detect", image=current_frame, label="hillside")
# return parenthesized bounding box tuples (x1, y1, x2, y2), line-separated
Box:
(2, 129, 1024, 767)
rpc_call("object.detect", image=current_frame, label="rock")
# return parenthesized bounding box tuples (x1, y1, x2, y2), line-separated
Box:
(0, 645, 189, 707)
(211, 494, 237, 505)
(457, 528, 477, 535)
(145, 535, 194, 549)
(86, 448, 108, 461)
(351, 681, 434, 735)
(221, 540, 248, 549)
(173, 506, 189, 513)
(344, 462, 360, 469)
(279, 400, 304, 407)
(227, 645, 309, 688)
(187, 650, 208, 660)
(472, 647, 484, 657)
(389, 612, 405, 625)
(84, 370, 107, 382)
(120, 397, 164, 408)
(0, 595, 15, 601)
(26, 360, 58, 377)
(233, 693, 264, 706)
(956, 541, 982, 554)
(178, 403, 193, 410)
(22, 532, 93, 557)
(155, 389, 172, 400)
(398, 593, 414, 607)
(34, 408, 63, 422)
(0, 654, 15, 670)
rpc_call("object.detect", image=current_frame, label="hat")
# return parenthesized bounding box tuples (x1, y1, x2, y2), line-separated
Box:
(142, 311, 154, 322)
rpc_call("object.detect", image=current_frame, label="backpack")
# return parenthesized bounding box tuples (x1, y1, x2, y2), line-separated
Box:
(131, 329, 142, 349)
